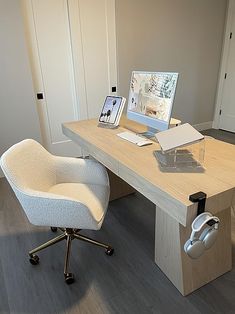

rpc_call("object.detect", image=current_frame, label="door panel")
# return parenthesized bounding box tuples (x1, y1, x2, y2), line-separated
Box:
(31, 0, 80, 155)
(78, 0, 113, 118)
(68, 0, 117, 120)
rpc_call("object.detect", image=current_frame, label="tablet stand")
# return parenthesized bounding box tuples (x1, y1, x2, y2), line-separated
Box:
(97, 123, 119, 129)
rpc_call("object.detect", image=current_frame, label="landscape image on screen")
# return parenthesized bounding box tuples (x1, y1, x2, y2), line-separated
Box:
(128, 72, 178, 122)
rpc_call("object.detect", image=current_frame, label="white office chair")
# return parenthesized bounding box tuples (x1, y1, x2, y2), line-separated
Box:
(0, 139, 113, 284)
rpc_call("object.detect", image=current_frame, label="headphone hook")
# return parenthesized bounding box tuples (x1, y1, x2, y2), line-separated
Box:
(189, 191, 207, 216)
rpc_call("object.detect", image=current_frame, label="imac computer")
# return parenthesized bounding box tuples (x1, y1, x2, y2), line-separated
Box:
(127, 71, 179, 137)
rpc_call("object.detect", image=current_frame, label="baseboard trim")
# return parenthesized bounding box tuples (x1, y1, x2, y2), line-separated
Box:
(193, 121, 213, 131)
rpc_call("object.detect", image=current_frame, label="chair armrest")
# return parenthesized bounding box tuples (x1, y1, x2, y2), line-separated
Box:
(53, 156, 109, 186)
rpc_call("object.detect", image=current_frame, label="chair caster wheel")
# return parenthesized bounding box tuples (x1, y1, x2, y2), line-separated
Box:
(50, 227, 57, 232)
(105, 246, 114, 256)
(29, 254, 39, 265)
(64, 273, 74, 284)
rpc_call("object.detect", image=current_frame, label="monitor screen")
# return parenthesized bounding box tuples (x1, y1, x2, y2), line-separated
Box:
(127, 71, 178, 133)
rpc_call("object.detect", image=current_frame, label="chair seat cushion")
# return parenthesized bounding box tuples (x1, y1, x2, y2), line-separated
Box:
(48, 183, 109, 223)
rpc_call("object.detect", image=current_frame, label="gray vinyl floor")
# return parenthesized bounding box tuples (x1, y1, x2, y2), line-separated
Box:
(1, 129, 235, 314)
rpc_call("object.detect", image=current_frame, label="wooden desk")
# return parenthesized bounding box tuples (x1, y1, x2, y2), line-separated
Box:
(63, 118, 235, 295)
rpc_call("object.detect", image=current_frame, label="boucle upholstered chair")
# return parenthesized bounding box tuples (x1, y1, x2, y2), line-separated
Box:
(0, 139, 113, 284)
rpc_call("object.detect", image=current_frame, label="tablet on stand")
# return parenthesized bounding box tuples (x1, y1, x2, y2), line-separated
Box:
(98, 96, 126, 128)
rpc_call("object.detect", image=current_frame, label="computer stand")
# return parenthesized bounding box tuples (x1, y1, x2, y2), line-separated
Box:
(137, 118, 182, 139)
(137, 127, 159, 139)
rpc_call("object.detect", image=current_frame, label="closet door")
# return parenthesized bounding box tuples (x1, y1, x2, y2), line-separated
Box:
(22, 0, 81, 156)
(68, 0, 117, 119)
(22, 0, 117, 156)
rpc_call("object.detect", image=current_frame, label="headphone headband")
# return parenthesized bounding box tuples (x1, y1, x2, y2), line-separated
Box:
(190, 212, 220, 242)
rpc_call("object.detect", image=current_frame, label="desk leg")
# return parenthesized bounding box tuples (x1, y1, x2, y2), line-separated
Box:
(107, 169, 136, 201)
(155, 206, 232, 296)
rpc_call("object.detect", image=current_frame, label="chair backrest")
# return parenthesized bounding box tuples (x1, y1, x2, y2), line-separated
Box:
(0, 139, 56, 193)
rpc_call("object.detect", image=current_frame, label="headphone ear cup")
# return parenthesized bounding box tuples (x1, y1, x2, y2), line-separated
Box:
(184, 239, 191, 253)
(200, 226, 218, 249)
(184, 239, 205, 259)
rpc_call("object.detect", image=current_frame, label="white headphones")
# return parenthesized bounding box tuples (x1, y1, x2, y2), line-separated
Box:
(184, 212, 220, 259)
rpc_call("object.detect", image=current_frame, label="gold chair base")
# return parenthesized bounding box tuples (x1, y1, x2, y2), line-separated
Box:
(29, 228, 114, 284)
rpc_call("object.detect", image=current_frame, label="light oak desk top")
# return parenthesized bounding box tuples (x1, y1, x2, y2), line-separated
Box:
(63, 118, 235, 226)
(63, 118, 235, 295)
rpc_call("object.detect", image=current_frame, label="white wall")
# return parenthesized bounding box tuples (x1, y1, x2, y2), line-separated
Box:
(0, 0, 41, 177)
(116, 0, 228, 125)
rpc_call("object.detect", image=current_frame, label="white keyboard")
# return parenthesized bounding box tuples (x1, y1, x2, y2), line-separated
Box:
(117, 131, 153, 146)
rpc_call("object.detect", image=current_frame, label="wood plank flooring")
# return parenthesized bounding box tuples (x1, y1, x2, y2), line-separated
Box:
(0, 129, 235, 313)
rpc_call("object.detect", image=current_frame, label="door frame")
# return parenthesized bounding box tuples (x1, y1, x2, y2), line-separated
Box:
(21, 0, 50, 148)
(213, 0, 235, 129)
